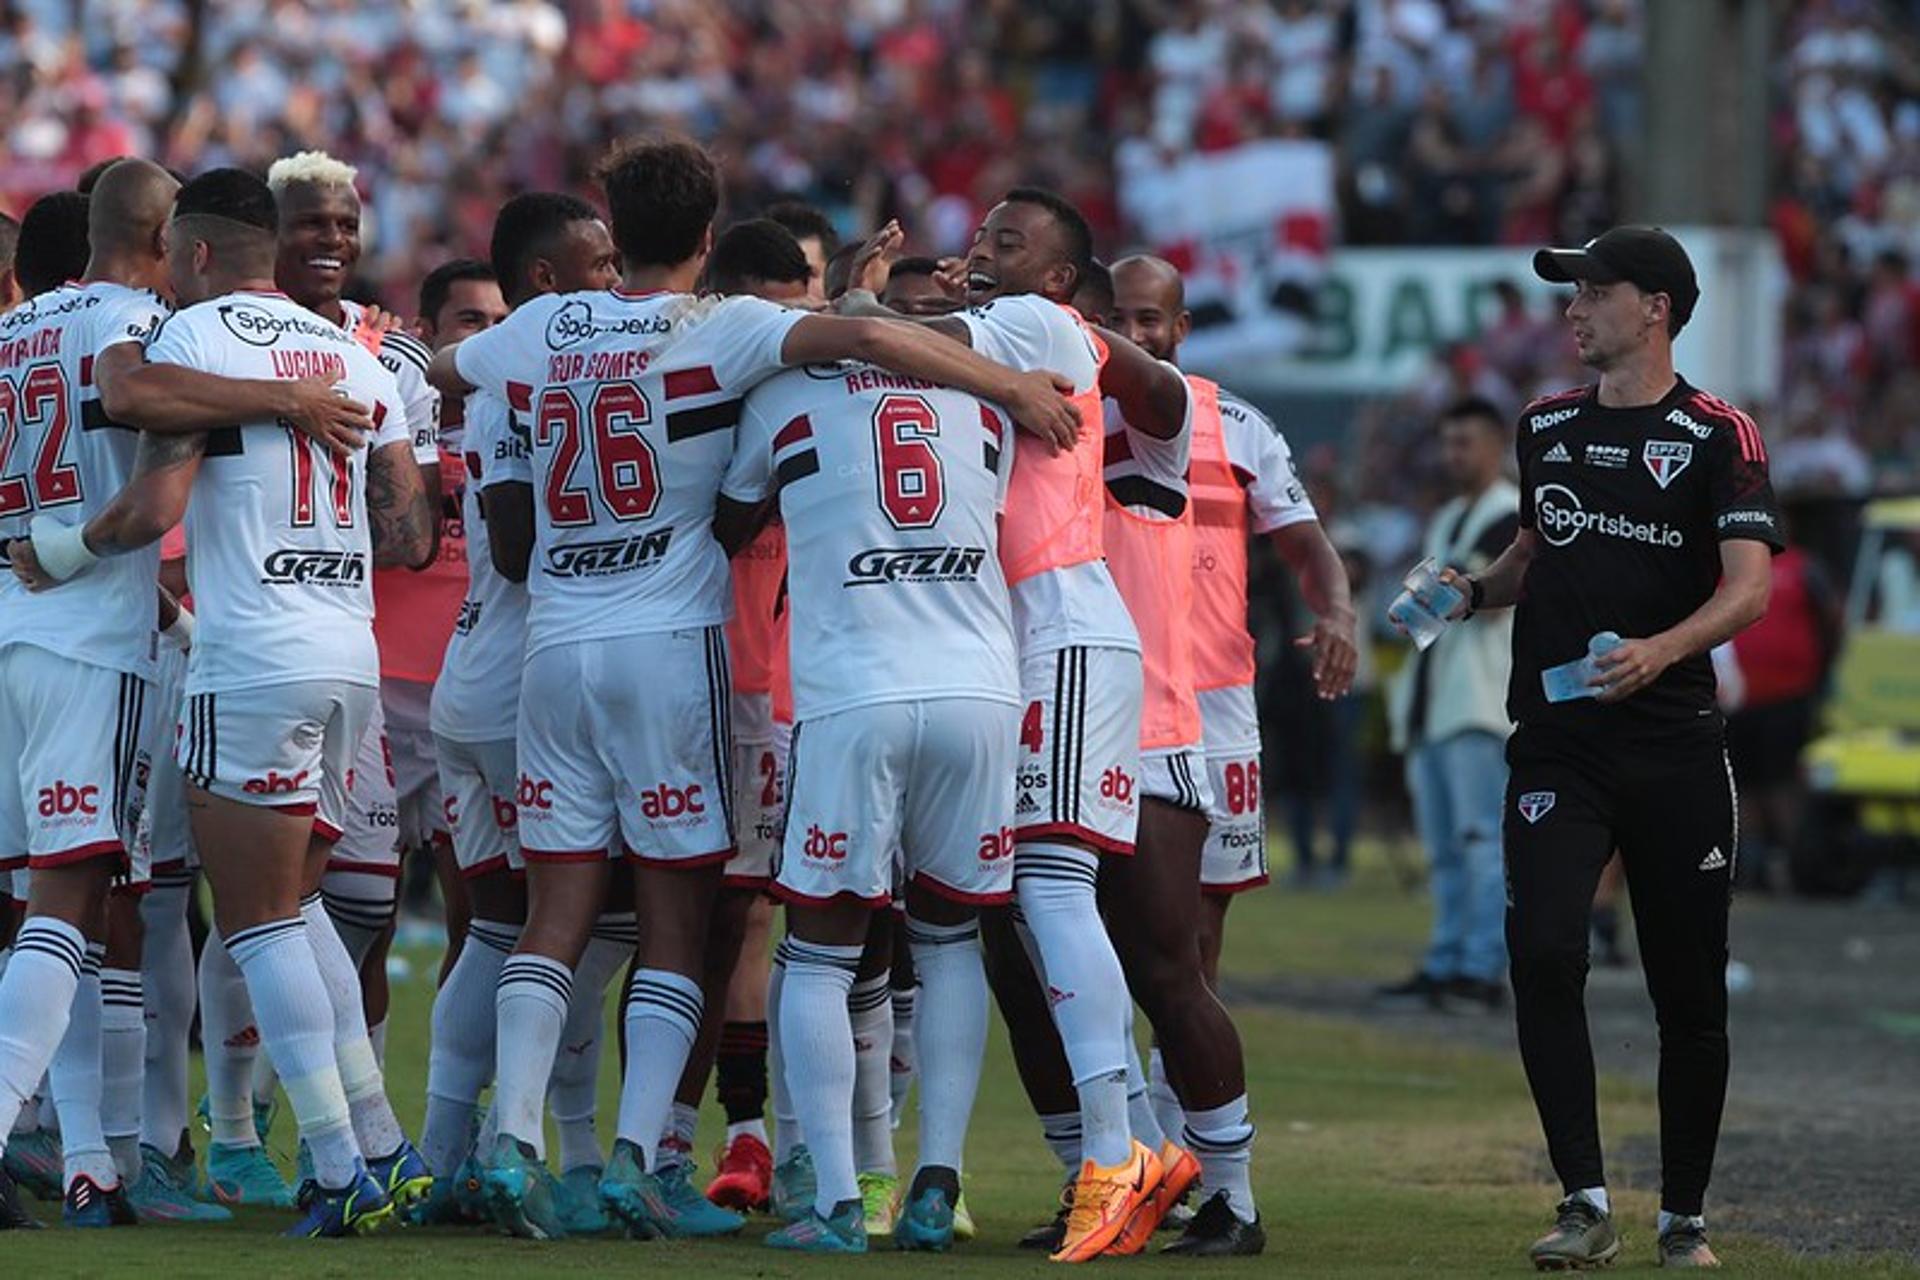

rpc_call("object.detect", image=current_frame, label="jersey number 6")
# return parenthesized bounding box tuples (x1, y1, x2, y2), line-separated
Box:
(873, 393, 945, 531)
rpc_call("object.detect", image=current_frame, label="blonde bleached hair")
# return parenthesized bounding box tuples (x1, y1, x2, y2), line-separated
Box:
(266, 151, 359, 194)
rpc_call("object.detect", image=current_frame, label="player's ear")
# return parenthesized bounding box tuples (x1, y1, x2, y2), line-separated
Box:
(193, 238, 212, 277)
(528, 256, 554, 296)
(1173, 307, 1192, 346)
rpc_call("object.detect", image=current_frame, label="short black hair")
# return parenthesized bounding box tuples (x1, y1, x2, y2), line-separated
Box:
(761, 200, 839, 257)
(15, 192, 92, 296)
(823, 241, 862, 301)
(174, 168, 279, 233)
(489, 191, 599, 301)
(76, 157, 128, 195)
(419, 258, 495, 324)
(596, 134, 719, 270)
(1073, 256, 1114, 323)
(1004, 186, 1093, 286)
(1439, 394, 1507, 432)
(888, 255, 940, 283)
(705, 219, 810, 295)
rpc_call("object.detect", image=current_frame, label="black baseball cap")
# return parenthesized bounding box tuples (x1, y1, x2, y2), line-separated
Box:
(1533, 226, 1699, 329)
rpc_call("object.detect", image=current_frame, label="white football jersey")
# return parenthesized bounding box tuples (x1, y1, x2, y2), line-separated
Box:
(1102, 388, 1192, 521)
(0, 281, 170, 676)
(144, 290, 407, 694)
(453, 289, 803, 656)
(725, 361, 1018, 720)
(430, 391, 529, 744)
(1218, 390, 1315, 533)
(958, 293, 1138, 655)
(340, 299, 440, 466)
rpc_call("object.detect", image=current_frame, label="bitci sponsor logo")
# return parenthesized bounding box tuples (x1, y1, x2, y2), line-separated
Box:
(1099, 766, 1135, 807)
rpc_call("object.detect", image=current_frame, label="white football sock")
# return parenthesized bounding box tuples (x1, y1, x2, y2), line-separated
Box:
(656, 1100, 698, 1172)
(615, 967, 703, 1169)
(53, 943, 117, 1190)
(197, 931, 262, 1149)
(493, 953, 571, 1157)
(888, 984, 917, 1128)
(226, 917, 357, 1189)
(550, 919, 628, 1174)
(905, 916, 987, 1177)
(1015, 846, 1133, 1167)
(1580, 1186, 1611, 1215)
(768, 940, 802, 1163)
(1184, 1095, 1257, 1222)
(1658, 1209, 1702, 1234)
(1040, 1111, 1083, 1177)
(1147, 1047, 1185, 1154)
(777, 939, 861, 1217)
(422, 918, 517, 1176)
(369, 1019, 387, 1067)
(299, 894, 404, 1159)
(100, 966, 145, 1183)
(320, 869, 397, 969)
(0, 919, 85, 1150)
(139, 877, 196, 1153)
(848, 972, 895, 1177)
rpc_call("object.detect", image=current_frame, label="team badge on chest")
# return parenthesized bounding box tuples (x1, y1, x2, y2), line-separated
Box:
(1643, 440, 1693, 490)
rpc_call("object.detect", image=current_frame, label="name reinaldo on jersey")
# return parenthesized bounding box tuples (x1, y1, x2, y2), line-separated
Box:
(1534, 483, 1684, 549)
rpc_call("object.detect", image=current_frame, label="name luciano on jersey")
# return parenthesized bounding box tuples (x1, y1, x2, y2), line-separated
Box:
(547, 528, 674, 577)
(843, 545, 987, 587)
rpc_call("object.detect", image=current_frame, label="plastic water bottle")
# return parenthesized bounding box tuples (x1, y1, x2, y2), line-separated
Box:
(1542, 631, 1623, 703)
(1386, 557, 1464, 651)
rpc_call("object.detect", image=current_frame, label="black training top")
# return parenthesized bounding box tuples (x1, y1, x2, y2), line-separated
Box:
(1509, 377, 1783, 734)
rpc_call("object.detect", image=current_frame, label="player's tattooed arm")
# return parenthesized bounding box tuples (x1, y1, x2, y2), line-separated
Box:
(85, 430, 208, 556)
(95, 343, 372, 456)
(366, 440, 435, 569)
(1093, 328, 1188, 440)
(9, 429, 208, 589)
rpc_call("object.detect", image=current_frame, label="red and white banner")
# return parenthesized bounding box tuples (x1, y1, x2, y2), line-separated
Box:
(1116, 138, 1334, 366)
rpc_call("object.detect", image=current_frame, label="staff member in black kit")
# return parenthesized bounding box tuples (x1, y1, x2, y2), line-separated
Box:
(1442, 227, 1780, 1272)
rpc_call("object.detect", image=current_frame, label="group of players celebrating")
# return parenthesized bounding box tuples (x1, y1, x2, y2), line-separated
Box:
(0, 134, 1357, 1257)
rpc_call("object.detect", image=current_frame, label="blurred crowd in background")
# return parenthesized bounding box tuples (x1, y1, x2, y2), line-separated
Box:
(4, 0, 1918, 904)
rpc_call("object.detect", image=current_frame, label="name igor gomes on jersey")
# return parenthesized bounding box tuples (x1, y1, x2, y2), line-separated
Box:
(451, 289, 804, 657)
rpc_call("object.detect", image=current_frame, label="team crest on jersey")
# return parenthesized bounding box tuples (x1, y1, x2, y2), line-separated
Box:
(1517, 791, 1556, 824)
(1643, 441, 1693, 490)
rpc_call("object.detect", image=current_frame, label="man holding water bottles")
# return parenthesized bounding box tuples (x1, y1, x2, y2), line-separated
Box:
(1435, 228, 1780, 1271)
